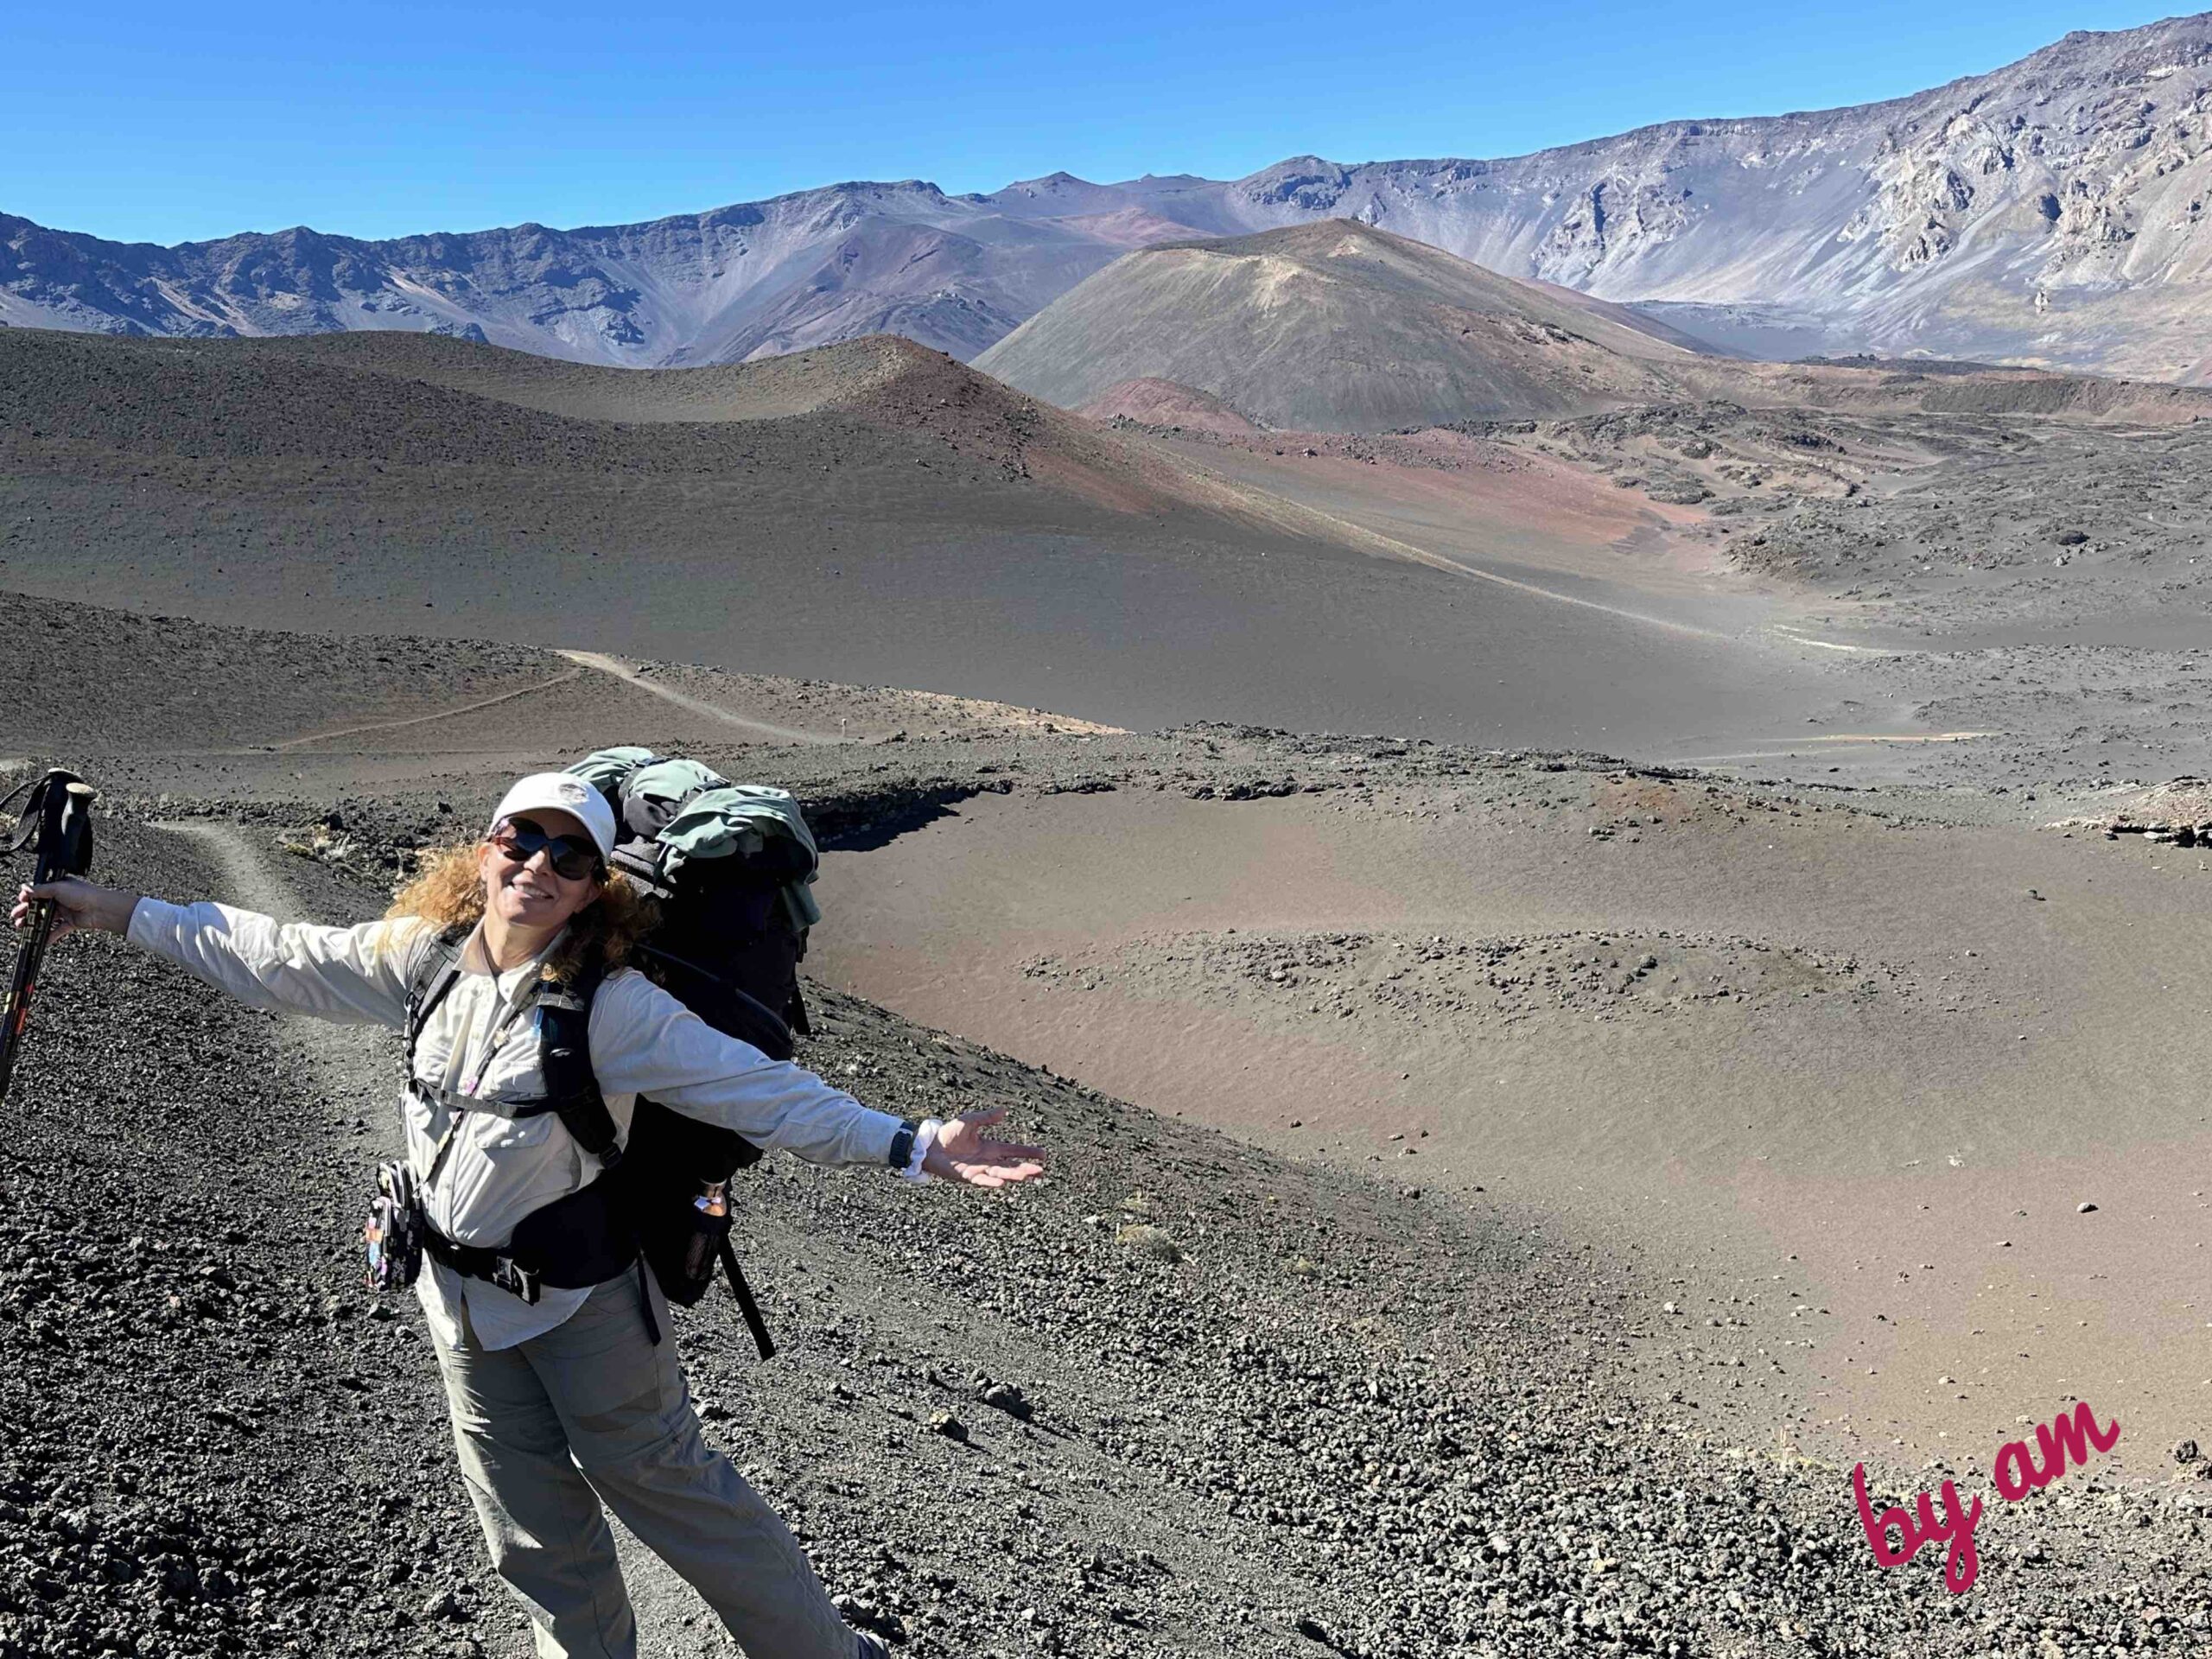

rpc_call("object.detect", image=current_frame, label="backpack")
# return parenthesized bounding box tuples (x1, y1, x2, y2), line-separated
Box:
(567, 747, 821, 1053)
(567, 749, 828, 1338)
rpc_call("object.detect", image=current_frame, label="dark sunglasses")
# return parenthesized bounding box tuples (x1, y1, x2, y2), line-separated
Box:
(488, 816, 604, 882)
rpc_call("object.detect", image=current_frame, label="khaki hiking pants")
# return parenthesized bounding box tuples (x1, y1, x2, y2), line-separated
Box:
(429, 1263, 874, 1659)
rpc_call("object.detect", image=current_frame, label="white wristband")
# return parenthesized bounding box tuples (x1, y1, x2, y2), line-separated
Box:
(901, 1118, 943, 1183)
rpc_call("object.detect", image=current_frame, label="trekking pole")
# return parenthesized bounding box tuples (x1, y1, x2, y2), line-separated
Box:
(0, 768, 98, 1103)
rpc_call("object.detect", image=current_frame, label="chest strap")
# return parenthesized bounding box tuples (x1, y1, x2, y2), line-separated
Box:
(405, 1078, 562, 1122)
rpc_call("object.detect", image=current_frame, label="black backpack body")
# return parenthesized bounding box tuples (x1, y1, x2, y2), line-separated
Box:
(566, 750, 825, 1321)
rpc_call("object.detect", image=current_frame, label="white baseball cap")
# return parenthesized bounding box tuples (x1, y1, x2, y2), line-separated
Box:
(486, 772, 618, 861)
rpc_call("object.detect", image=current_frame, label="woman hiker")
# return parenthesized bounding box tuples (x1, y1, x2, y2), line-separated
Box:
(13, 770, 1046, 1658)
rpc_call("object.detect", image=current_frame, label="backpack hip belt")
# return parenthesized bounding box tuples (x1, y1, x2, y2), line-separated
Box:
(420, 1176, 637, 1306)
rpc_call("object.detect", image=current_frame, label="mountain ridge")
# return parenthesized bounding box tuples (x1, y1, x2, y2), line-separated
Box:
(7, 12, 2210, 378)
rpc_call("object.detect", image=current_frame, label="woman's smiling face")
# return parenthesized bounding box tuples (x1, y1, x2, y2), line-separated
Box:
(479, 807, 602, 932)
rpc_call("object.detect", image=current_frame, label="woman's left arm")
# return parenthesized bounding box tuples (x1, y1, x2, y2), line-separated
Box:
(591, 972, 1044, 1186)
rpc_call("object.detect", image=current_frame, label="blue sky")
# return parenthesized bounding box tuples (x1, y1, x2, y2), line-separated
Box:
(3, 3, 2184, 245)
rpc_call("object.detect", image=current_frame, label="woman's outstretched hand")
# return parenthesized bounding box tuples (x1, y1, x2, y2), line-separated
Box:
(923, 1108, 1046, 1189)
(11, 878, 139, 943)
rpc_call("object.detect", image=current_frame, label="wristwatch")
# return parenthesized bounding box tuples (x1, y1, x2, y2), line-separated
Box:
(890, 1117, 944, 1183)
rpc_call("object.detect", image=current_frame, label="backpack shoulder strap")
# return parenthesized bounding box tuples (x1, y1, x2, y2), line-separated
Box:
(533, 959, 624, 1170)
(404, 923, 471, 1072)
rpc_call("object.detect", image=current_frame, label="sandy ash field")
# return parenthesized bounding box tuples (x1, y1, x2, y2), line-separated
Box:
(3, 229, 2212, 1658)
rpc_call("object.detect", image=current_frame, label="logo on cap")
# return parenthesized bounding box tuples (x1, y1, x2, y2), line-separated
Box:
(556, 779, 589, 804)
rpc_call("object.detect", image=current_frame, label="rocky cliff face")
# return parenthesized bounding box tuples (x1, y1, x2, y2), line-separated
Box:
(0, 180, 1141, 366)
(6, 15, 2209, 377)
(1118, 16, 2212, 379)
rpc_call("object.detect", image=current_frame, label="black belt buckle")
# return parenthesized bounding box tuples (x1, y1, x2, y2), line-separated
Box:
(490, 1258, 543, 1305)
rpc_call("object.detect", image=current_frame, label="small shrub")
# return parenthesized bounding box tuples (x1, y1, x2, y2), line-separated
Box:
(1115, 1223, 1181, 1263)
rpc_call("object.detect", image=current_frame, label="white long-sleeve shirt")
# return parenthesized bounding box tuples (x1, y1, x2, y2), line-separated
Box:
(128, 899, 903, 1348)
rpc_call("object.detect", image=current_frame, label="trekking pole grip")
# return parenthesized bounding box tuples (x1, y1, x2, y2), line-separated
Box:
(51, 781, 95, 881)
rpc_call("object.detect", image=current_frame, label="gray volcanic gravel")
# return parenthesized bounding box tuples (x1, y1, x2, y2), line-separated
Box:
(2, 816, 2207, 1656)
(0, 823, 490, 1658)
(0, 331, 1853, 760)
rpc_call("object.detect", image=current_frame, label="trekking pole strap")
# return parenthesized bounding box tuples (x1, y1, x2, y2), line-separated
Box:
(0, 772, 45, 856)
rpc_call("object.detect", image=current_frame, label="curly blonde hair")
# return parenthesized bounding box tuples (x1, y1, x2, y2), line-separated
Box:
(387, 841, 659, 982)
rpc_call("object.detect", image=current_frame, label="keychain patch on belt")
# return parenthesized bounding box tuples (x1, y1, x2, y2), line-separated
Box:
(364, 1160, 426, 1294)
